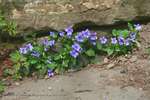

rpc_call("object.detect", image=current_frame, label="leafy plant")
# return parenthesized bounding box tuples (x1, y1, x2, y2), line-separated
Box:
(0, 11, 17, 37)
(0, 81, 5, 93)
(10, 23, 141, 79)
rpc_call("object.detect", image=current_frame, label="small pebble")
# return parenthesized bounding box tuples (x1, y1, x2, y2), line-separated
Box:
(15, 82, 20, 86)
(44, 75, 49, 79)
(130, 56, 137, 62)
(120, 69, 128, 74)
(48, 86, 52, 90)
(107, 63, 115, 69)
(104, 58, 109, 63)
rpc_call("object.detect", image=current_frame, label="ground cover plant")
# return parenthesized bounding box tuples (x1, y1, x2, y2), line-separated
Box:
(9, 23, 141, 79)
(0, 11, 17, 37)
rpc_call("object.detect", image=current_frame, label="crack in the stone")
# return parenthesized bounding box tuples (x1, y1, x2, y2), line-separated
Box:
(74, 89, 93, 93)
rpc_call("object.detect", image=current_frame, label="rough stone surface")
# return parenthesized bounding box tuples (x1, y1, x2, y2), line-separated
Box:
(0, 0, 150, 32)
(1, 67, 150, 100)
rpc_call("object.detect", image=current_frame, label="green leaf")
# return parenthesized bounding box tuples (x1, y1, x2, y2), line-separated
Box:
(30, 59, 38, 64)
(52, 32, 58, 39)
(85, 49, 95, 57)
(47, 63, 57, 69)
(112, 29, 118, 37)
(3, 69, 14, 76)
(106, 48, 114, 56)
(20, 56, 27, 62)
(121, 30, 129, 38)
(13, 63, 21, 72)
(115, 45, 120, 52)
(23, 62, 30, 68)
(10, 51, 21, 63)
(36, 64, 43, 69)
(128, 22, 134, 31)
(38, 67, 47, 77)
(23, 62, 30, 76)
(97, 43, 102, 50)
(0, 81, 5, 93)
(54, 55, 62, 60)
(112, 29, 129, 38)
(62, 60, 69, 67)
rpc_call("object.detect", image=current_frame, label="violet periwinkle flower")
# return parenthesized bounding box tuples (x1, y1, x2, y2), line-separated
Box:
(72, 43, 82, 52)
(59, 31, 65, 37)
(89, 32, 97, 41)
(82, 29, 91, 38)
(44, 48, 48, 51)
(48, 69, 54, 77)
(49, 32, 55, 37)
(42, 39, 55, 47)
(75, 29, 91, 42)
(118, 36, 124, 45)
(111, 37, 117, 44)
(125, 38, 130, 46)
(100, 36, 107, 44)
(42, 39, 49, 46)
(31, 51, 40, 57)
(134, 24, 142, 31)
(65, 26, 73, 38)
(25, 43, 33, 51)
(70, 43, 82, 58)
(75, 33, 85, 42)
(70, 50, 79, 58)
(89, 32, 97, 45)
(130, 32, 136, 41)
(19, 47, 28, 54)
(49, 40, 55, 46)
(19, 43, 33, 54)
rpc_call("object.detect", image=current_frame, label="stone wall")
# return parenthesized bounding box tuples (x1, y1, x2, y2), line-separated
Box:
(0, 0, 150, 33)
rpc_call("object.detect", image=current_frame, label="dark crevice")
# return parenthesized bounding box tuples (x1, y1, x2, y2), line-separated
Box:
(1, 16, 150, 43)
(74, 16, 150, 32)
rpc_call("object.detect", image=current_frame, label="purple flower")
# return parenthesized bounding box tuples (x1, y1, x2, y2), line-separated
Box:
(125, 38, 130, 46)
(111, 37, 117, 44)
(75, 33, 84, 42)
(44, 48, 48, 51)
(19, 47, 28, 54)
(42, 39, 49, 46)
(72, 43, 82, 52)
(49, 32, 55, 37)
(75, 29, 91, 42)
(70, 50, 79, 58)
(19, 43, 33, 54)
(48, 69, 54, 77)
(31, 51, 40, 57)
(130, 32, 136, 40)
(134, 24, 142, 31)
(118, 36, 124, 45)
(25, 43, 33, 51)
(89, 32, 97, 45)
(82, 29, 91, 38)
(90, 36, 97, 41)
(59, 31, 65, 37)
(42, 39, 55, 47)
(100, 36, 107, 44)
(49, 40, 55, 46)
(89, 32, 97, 41)
(65, 26, 73, 38)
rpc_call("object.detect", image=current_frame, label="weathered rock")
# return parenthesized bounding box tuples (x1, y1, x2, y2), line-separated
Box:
(0, 0, 150, 33)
